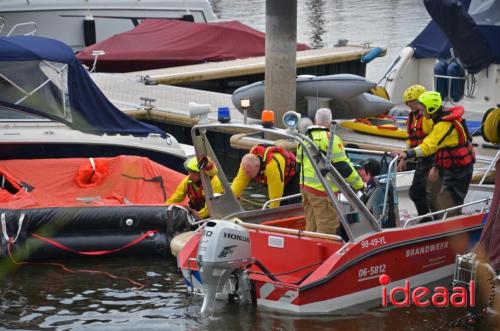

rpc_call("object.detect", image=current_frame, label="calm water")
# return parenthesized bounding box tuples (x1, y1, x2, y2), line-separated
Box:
(211, 0, 430, 81)
(0, 1, 489, 330)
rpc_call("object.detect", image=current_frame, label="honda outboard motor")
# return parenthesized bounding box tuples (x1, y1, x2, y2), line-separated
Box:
(197, 220, 252, 314)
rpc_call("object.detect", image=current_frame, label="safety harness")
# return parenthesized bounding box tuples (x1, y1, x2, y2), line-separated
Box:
(186, 180, 205, 211)
(250, 144, 297, 185)
(435, 109, 475, 169)
(407, 111, 427, 147)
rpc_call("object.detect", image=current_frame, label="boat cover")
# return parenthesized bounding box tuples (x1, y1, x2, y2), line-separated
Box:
(76, 19, 310, 72)
(0, 36, 165, 136)
(409, 0, 499, 74)
(0, 155, 186, 209)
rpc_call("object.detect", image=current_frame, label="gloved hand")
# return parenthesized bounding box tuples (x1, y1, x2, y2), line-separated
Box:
(197, 156, 209, 170)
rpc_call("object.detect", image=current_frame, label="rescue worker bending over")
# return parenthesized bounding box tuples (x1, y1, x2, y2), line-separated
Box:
(397, 91, 475, 215)
(297, 108, 364, 235)
(167, 157, 223, 219)
(231, 144, 299, 208)
(397, 85, 435, 222)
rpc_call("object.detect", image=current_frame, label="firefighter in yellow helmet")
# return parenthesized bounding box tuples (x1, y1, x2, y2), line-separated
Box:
(398, 85, 435, 221)
(297, 108, 364, 235)
(396, 91, 475, 216)
(167, 157, 223, 219)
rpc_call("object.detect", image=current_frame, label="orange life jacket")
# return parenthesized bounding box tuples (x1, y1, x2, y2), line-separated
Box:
(186, 180, 205, 211)
(407, 111, 427, 147)
(250, 144, 296, 184)
(435, 117, 475, 169)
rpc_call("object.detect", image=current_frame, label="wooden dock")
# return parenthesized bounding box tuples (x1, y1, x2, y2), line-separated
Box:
(126, 46, 386, 88)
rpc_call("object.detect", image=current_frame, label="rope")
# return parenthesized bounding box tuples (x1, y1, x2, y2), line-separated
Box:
(6, 242, 144, 289)
(239, 196, 265, 208)
(482, 107, 500, 144)
(465, 73, 476, 98)
(30, 230, 159, 256)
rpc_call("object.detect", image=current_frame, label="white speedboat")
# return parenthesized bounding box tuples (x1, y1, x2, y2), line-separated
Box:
(381, 0, 500, 119)
(0, 35, 190, 172)
(0, 0, 217, 51)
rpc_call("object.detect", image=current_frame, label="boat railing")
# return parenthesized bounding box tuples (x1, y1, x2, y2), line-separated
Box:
(260, 148, 393, 210)
(0, 17, 5, 34)
(235, 220, 344, 243)
(380, 154, 399, 223)
(261, 193, 301, 209)
(433, 73, 467, 102)
(479, 150, 500, 185)
(6, 22, 37, 37)
(402, 197, 492, 229)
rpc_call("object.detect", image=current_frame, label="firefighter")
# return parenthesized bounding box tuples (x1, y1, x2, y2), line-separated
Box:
(231, 144, 299, 208)
(297, 108, 364, 234)
(398, 85, 435, 221)
(167, 157, 222, 219)
(397, 91, 475, 215)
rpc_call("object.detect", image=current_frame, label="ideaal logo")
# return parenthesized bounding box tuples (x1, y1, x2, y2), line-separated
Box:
(379, 274, 475, 308)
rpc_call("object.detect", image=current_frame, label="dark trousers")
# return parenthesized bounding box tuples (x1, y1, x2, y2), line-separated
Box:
(434, 164, 474, 216)
(282, 172, 301, 205)
(408, 157, 433, 216)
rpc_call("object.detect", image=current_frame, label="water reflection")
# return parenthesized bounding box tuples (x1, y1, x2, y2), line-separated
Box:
(305, 0, 326, 49)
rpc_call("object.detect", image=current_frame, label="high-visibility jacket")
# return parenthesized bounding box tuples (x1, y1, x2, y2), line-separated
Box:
(297, 127, 363, 194)
(231, 145, 295, 208)
(412, 117, 475, 169)
(250, 145, 297, 184)
(166, 160, 222, 219)
(407, 111, 433, 148)
(167, 175, 223, 219)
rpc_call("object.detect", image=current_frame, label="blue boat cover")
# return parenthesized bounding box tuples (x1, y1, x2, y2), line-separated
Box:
(409, 0, 500, 74)
(0, 36, 165, 136)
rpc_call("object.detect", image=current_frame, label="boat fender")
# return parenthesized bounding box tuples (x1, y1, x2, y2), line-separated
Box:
(83, 15, 96, 46)
(434, 59, 448, 100)
(361, 47, 383, 64)
(447, 58, 466, 102)
(170, 231, 196, 256)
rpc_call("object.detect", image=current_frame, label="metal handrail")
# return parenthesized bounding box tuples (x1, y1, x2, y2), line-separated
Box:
(262, 193, 301, 209)
(6, 22, 37, 37)
(379, 154, 399, 222)
(479, 150, 500, 185)
(403, 197, 492, 228)
(433, 73, 466, 102)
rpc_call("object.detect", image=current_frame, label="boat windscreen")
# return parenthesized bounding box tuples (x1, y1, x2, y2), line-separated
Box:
(0, 60, 72, 122)
(469, 0, 500, 25)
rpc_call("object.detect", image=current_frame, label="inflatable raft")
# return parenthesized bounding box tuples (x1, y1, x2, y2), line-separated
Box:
(232, 74, 394, 119)
(340, 116, 408, 139)
(0, 155, 194, 261)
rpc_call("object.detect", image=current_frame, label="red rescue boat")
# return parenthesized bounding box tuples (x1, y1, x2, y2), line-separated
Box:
(177, 118, 493, 314)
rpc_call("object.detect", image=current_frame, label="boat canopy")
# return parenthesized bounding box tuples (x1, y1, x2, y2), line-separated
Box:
(76, 19, 310, 72)
(0, 36, 165, 136)
(409, 0, 500, 74)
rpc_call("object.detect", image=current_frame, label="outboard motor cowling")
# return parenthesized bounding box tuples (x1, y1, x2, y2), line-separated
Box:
(197, 220, 252, 314)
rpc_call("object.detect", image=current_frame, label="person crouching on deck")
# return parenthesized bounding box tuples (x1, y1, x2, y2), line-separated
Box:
(396, 91, 475, 216)
(167, 157, 222, 219)
(297, 108, 364, 235)
(231, 144, 299, 208)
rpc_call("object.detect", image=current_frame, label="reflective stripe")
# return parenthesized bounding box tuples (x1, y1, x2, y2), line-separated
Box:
(300, 129, 360, 192)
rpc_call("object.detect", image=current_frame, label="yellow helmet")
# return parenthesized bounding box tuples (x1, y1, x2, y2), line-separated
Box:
(418, 91, 442, 115)
(184, 157, 199, 172)
(402, 85, 427, 103)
